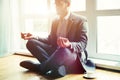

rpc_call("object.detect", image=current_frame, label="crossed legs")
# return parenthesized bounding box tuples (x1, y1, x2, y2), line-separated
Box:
(20, 39, 83, 76)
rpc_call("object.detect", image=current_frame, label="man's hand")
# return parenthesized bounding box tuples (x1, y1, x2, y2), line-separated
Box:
(57, 37, 71, 48)
(21, 32, 34, 40)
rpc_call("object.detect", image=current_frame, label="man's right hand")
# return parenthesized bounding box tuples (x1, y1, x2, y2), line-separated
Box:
(21, 32, 34, 40)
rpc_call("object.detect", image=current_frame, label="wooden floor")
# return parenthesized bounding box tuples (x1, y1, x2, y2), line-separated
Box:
(0, 54, 120, 80)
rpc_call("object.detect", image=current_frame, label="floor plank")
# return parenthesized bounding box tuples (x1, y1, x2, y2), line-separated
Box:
(0, 54, 120, 80)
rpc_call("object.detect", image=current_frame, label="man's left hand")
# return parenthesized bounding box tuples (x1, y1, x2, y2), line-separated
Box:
(57, 37, 71, 48)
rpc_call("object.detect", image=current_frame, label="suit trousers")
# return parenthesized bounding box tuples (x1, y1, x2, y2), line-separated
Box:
(26, 39, 84, 74)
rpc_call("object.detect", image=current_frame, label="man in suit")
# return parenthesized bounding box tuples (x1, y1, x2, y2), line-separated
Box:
(20, 0, 95, 78)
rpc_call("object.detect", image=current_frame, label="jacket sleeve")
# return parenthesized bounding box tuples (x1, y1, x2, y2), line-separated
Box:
(34, 34, 50, 44)
(70, 20, 88, 53)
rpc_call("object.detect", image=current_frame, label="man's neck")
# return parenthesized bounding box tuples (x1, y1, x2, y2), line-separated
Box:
(60, 12, 67, 19)
(59, 10, 70, 20)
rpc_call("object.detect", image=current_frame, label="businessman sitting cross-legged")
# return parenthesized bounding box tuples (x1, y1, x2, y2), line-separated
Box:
(20, 0, 95, 78)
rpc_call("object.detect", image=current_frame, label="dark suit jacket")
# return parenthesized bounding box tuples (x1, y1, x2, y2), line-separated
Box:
(38, 13, 95, 73)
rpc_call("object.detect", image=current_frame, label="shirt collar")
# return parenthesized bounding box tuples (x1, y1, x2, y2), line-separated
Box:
(64, 11, 70, 20)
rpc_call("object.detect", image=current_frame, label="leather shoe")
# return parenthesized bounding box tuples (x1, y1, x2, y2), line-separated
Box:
(20, 60, 42, 72)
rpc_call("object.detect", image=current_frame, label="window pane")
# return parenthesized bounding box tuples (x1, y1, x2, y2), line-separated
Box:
(24, 18, 49, 37)
(24, 19, 34, 32)
(96, 0, 120, 10)
(33, 18, 49, 33)
(97, 16, 120, 55)
(21, 0, 48, 15)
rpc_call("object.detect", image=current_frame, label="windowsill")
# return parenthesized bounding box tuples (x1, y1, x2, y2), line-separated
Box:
(14, 49, 33, 57)
(90, 58, 120, 71)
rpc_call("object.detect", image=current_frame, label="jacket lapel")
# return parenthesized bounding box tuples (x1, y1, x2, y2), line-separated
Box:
(66, 13, 74, 35)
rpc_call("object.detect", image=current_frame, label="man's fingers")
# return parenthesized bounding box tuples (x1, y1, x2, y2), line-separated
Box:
(60, 38, 64, 47)
(57, 37, 63, 47)
(57, 37, 69, 47)
(24, 37, 31, 40)
(21, 32, 25, 39)
(21, 32, 33, 40)
(27, 33, 32, 37)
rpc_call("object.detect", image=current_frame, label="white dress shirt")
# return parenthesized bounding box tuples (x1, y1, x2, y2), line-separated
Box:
(57, 12, 70, 38)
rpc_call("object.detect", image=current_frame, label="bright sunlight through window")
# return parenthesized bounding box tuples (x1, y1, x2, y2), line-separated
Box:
(21, 0, 48, 15)
(97, 0, 120, 10)
(97, 16, 120, 55)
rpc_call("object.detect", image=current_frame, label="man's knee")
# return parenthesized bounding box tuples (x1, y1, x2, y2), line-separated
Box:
(58, 48, 72, 55)
(57, 48, 77, 65)
(57, 48, 77, 59)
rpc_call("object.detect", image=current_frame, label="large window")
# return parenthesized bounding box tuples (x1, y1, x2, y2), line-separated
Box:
(19, 0, 120, 62)
(88, 0, 120, 62)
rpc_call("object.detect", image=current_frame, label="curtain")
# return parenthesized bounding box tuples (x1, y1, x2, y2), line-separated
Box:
(0, 0, 21, 57)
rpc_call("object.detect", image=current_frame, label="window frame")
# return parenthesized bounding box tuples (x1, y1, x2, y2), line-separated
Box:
(85, 0, 120, 62)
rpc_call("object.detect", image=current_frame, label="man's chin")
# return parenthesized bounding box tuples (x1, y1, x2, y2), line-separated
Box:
(56, 12, 61, 15)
